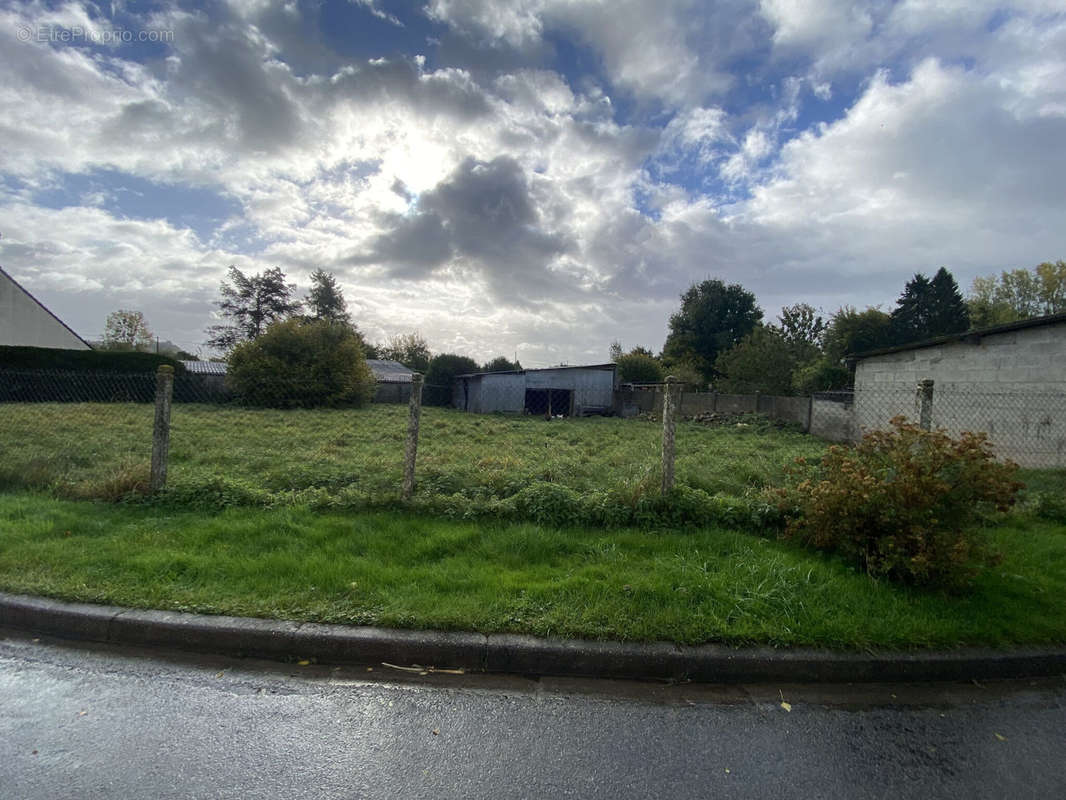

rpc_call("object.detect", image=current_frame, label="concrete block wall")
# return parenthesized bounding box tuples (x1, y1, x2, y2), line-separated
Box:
(810, 396, 857, 443)
(853, 319, 1066, 467)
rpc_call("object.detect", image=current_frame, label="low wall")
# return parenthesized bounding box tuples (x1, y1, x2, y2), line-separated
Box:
(614, 389, 813, 431)
(809, 393, 857, 443)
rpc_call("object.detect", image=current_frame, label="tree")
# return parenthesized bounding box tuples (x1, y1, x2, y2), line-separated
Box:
(771, 303, 825, 360)
(306, 269, 351, 325)
(206, 266, 302, 352)
(103, 310, 153, 351)
(662, 279, 762, 381)
(823, 306, 894, 361)
(424, 353, 479, 406)
(483, 356, 521, 372)
(226, 319, 375, 408)
(714, 326, 799, 395)
(616, 352, 664, 384)
(927, 267, 970, 336)
(378, 332, 431, 373)
(967, 261, 1066, 327)
(889, 268, 969, 345)
(794, 306, 893, 392)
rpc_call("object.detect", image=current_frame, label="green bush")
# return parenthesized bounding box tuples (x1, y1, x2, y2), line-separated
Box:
(424, 353, 479, 406)
(227, 319, 375, 408)
(774, 417, 1023, 587)
(616, 353, 664, 384)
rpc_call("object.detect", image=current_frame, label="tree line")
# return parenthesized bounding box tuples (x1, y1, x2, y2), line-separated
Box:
(614, 259, 1065, 393)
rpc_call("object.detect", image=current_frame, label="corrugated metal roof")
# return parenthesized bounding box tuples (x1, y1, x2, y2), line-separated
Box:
(367, 359, 414, 383)
(181, 360, 228, 375)
(455, 363, 617, 379)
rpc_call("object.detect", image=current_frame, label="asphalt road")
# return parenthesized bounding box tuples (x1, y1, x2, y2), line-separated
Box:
(1, 630, 1064, 799)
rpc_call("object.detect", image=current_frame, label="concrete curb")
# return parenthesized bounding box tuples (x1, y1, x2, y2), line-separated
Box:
(3, 591, 1065, 683)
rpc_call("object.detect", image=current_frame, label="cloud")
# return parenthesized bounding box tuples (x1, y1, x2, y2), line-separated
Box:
(354, 156, 575, 302)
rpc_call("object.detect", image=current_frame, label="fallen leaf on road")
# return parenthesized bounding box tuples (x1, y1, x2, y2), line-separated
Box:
(381, 662, 465, 676)
(297, 660, 311, 666)
(780, 701, 792, 712)
(994, 733, 1007, 741)
(77, 710, 88, 717)
(432, 729, 439, 736)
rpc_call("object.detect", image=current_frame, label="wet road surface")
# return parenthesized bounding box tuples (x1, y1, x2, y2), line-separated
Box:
(1, 629, 1064, 799)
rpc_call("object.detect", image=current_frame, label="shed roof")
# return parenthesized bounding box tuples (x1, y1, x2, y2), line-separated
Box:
(367, 359, 415, 382)
(848, 312, 1066, 362)
(455, 362, 617, 379)
(181, 360, 228, 375)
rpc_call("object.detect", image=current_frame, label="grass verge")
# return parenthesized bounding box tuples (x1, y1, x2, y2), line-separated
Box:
(1, 493, 1064, 649)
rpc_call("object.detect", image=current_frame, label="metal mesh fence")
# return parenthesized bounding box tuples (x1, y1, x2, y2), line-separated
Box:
(850, 382, 1066, 468)
(1, 369, 1062, 508)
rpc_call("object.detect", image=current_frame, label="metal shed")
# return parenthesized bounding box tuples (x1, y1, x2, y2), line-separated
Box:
(453, 363, 617, 416)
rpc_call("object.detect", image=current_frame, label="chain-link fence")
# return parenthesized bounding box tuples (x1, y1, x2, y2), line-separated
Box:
(1, 369, 1061, 512)
(813, 381, 1066, 468)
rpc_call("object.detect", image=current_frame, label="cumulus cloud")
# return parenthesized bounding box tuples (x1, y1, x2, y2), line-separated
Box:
(2, 0, 1064, 364)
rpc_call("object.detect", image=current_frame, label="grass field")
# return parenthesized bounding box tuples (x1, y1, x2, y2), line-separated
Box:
(1, 493, 1064, 648)
(0, 402, 825, 520)
(2, 402, 1064, 647)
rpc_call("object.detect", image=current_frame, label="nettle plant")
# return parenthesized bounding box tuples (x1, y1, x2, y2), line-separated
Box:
(775, 417, 1022, 588)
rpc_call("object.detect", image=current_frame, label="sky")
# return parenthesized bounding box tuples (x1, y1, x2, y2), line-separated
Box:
(1, 0, 1064, 366)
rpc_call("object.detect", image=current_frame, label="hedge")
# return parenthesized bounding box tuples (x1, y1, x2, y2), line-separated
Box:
(0, 346, 184, 374)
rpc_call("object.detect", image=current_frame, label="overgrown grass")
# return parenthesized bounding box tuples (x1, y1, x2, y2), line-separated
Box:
(0, 403, 824, 526)
(0, 493, 1063, 648)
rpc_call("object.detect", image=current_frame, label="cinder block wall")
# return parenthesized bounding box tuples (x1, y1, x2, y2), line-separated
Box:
(854, 320, 1066, 466)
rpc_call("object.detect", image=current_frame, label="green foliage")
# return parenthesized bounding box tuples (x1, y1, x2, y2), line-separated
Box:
(378, 332, 432, 373)
(714, 326, 799, 395)
(967, 261, 1066, 328)
(791, 359, 850, 395)
(889, 268, 969, 346)
(616, 352, 664, 384)
(206, 266, 303, 352)
(823, 306, 893, 361)
(662, 279, 762, 381)
(776, 417, 1023, 587)
(425, 353, 480, 403)
(305, 269, 352, 326)
(226, 319, 375, 408)
(771, 303, 825, 360)
(0, 345, 183, 374)
(483, 356, 521, 372)
(102, 309, 154, 351)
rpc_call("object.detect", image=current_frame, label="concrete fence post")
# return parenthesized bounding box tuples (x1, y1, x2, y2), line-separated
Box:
(150, 365, 174, 492)
(917, 379, 934, 431)
(661, 376, 678, 495)
(402, 373, 424, 500)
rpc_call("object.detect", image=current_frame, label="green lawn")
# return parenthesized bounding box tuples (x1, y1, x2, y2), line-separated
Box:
(0, 403, 824, 522)
(0, 493, 1064, 649)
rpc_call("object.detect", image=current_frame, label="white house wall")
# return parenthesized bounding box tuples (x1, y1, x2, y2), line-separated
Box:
(1, 271, 89, 350)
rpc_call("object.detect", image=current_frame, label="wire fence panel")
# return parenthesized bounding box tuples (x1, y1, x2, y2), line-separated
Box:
(852, 383, 1066, 468)
(2, 369, 1063, 507)
(0, 371, 156, 494)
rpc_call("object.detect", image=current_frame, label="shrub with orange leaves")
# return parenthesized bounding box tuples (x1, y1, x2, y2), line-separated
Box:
(774, 417, 1023, 587)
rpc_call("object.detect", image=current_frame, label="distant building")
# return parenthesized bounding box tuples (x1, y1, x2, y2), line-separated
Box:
(367, 359, 414, 403)
(453, 364, 617, 416)
(0, 265, 91, 350)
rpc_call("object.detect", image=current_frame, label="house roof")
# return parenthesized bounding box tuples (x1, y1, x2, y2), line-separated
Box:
(455, 363, 617, 379)
(367, 359, 415, 382)
(181, 360, 228, 375)
(848, 312, 1066, 362)
(0, 264, 93, 350)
